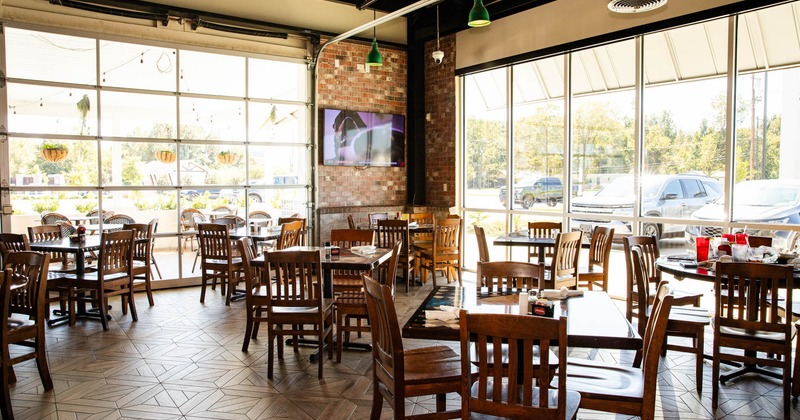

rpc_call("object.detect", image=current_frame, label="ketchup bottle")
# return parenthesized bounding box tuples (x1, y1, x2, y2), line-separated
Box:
(77, 225, 86, 240)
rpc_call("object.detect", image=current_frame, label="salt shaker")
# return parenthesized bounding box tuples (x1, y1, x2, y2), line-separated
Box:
(324, 241, 332, 259)
(518, 289, 529, 315)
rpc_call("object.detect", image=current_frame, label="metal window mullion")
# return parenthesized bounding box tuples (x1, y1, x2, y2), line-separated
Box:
(633, 36, 644, 235)
(244, 56, 251, 220)
(506, 66, 514, 260)
(95, 37, 104, 225)
(0, 23, 9, 233)
(563, 54, 572, 230)
(723, 15, 739, 233)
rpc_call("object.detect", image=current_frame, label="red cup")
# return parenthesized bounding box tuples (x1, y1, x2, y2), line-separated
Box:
(696, 236, 710, 262)
(735, 232, 749, 245)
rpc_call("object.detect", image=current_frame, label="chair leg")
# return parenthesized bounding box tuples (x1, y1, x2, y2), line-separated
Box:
(242, 314, 254, 352)
(267, 328, 275, 379)
(793, 340, 800, 397)
(318, 331, 324, 379)
(98, 293, 110, 331)
(151, 257, 162, 279)
(1, 354, 12, 420)
(35, 327, 53, 390)
(336, 309, 344, 363)
(695, 330, 704, 394)
(200, 275, 208, 303)
(128, 287, 138, 322)
(370, 374, 383, 420)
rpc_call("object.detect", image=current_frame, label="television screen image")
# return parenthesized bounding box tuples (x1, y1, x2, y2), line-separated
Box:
(322, 109, 405, 167)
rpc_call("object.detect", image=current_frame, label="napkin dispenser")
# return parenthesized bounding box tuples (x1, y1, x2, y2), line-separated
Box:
(530, 300, 554, 317)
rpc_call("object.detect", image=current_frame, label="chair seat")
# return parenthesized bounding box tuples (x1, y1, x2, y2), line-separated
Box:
(334, 292, 366, 307)
(646, 305, 710, 326)
(714, 321, 795, 342)
(468, 380, 581, 420)
(7, 313, 35, 331)
(403, 345, 463, 388)
(66, 271, 130, 282)
(207, 257, 243, 265)
(562, 357, 644, 402)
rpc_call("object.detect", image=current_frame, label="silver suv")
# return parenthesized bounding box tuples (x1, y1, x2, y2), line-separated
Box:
(571, 174, 722, 239)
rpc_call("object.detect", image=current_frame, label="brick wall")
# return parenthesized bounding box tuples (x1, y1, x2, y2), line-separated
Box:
(317, 40, 408, 209)
(424, 34, 457, 207)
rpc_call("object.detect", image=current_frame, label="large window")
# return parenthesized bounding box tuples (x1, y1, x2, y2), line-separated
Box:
(1, 26, 311, 283)
(461, 2, 800, 295)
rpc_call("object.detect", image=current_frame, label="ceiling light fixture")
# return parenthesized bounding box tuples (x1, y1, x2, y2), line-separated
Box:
(366, 10, 383, 66)
(468, 0, 491, 27)
(607, 0, 668, 14)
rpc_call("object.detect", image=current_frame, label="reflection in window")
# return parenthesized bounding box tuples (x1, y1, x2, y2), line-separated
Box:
(248, 103, 307, 143)
(100, 41, 176, 91)
(5, 28, 96, 84)
(8, 85, 97, 136)
(179, 97, 246, 141)
(249, 58, 307, 101)
(179, 50, 245, 96)
(100, 92, 176, 138)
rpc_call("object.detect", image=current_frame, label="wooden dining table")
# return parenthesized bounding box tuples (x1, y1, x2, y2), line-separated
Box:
(493, 231, 556, 264)
(403, 286, 642, 350)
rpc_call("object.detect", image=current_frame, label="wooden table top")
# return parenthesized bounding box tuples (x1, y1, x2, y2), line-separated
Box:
(493, 232, 556, 247)
(402, 286, 641, 350)
(251, 246, 393, 271)
(656, 256, 800, 282)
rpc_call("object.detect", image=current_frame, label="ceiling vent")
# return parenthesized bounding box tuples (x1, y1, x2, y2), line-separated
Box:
(607, 0, 667, 13)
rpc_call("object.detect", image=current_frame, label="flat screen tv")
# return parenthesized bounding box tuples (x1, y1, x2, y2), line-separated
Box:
(321, 109, 405, 167)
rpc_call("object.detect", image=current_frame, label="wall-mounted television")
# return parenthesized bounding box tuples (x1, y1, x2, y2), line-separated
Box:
(321, 109, 405, 167)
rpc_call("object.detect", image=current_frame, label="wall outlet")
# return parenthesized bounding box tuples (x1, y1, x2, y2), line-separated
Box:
(443, 183, 448, 192)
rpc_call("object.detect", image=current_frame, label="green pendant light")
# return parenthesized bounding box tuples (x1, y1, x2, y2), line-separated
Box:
(366, 10, 383, 66)
(468, 0, 491, 27)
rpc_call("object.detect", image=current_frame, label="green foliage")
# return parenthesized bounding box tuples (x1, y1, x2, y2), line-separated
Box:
(32, 194, 62, 213)
(41, 141, 67, 150)
(187, 192, 211, 210)
(132, 191, 177, 210)
(75, 192, 97, 213)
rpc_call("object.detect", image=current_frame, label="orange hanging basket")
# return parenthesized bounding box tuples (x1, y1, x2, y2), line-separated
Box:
(216, 152, 238, 165)
(41, 147, 69, 163)
(155, 150, 176, 163)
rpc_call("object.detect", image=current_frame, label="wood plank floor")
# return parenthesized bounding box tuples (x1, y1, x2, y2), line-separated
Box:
(7, 278, 800, 419)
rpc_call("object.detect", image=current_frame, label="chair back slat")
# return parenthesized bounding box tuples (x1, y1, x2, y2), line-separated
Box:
(266, 249, 323, 308)
(543, 231, 582, 289)
(587, 226, 614, 271)
(362, 274, 403, 396)
(123, 223, 154, 263)
(0, 233, 31, 265)
(4, 251, 50, 320)
(377, 219, 410, 257)
(277, 220, 304, 250)
(474, 225, 490, 263)
(433, 217, 461, 255)
(198, 223, 234, 260)
(527, 221, 561, 262)
(277, 217, 307, 246)
(28, 225, 67, 265)
(461, 310, 569, 418)
(715, 262, 792, 329)
(99, 230, 135, 277)
(476, 261, 539, 291)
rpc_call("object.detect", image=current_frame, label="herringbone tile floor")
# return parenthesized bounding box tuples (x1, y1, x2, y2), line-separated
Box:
(7, 278, 800, 419)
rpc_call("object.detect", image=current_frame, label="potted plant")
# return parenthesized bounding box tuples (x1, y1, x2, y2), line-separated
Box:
(216, 150, 238, 165)
(41, 142, 69, 162)
(155, 149, 176, 163)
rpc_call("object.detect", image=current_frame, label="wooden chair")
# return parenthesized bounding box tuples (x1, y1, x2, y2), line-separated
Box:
(69, 229, 137, 330)
(214, 215, 245, 228)
(27, 225, 71, 321)
(527, 221, 562, 264)
(747, 235, 772, 248)
(474, 224, 490, 263)
(248, 210, 275, 253)
(0, 233, 30, 266)
(1, 251, 54, 413)
(537, 231, 582, 290)
(123, 223, 155, 307)
(460, 311, 580, 420)
(347, 214, 356, 229)
(376, 219, 416, 292)
(561, 281, 673, 420)
(417, 217, 463, 287)
(623, 235, 702, 322)
(86, 208, 113, 221)
(190, 212, 210, 272)
(248, 210, 273, 226)
(712, 262, 794, 413)
(278, 217, 307, 245)
(577, 226, 614, 291)
(264, 248, 332, 379)
(476, 261, 540, 291)
(362, 273, 464, 419)
(276, 220, 304, 250)
(239, 237, 268, 352)
(408, 212, 435, 249)
(147, 218, 162, 280)
(330, 228, 376, 293)
(180, 208, 203, 251)
(630, 245, 709, 393)
(368, 212, 389, 229)
(333, 241, 401, 362)
(197, 223, 243, 306)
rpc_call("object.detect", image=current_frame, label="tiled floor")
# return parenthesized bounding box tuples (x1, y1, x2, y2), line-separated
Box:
(7, 277, 800, 419)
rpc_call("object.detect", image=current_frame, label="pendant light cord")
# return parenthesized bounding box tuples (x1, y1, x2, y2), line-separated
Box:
(436, 4, 440, 50)
(373, 10, 376, 38)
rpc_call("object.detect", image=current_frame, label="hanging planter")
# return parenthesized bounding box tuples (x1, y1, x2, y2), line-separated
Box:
(216, 151, 238, 165)
(41, 143, 69, 162)
(155, 150, 176, 163)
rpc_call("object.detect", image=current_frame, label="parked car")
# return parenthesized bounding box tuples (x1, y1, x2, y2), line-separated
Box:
(499, 176, 564, 208)
(572, 174, 722, 239)
(685, 179, 800, 244)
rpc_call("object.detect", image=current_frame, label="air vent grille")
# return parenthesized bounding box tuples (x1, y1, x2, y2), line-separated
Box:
(607, 0, 667, 13)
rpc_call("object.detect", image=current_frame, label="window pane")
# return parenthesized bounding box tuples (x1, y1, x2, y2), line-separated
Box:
(9, 138, 98, 187)
(570, 41, 636, 236)
(100, 91, 176, 138)
(641, 21, 727, 243)
(179, 144, 246, 186)
(100, 40, 176, 91)
(249, 58, 307, 101)
(179, 97, 246, 141)
(464, 68, 507, 210)
(180, 50, 245, 96)
(8, 84, 97, 136)
(248, 102, 307, 143)
(101, 141, 177, 186)
(5, 28, 96, 84)
(248, 145, 307, 185)
(512, 57, 565, 211)
(7, 190, 98, 232)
